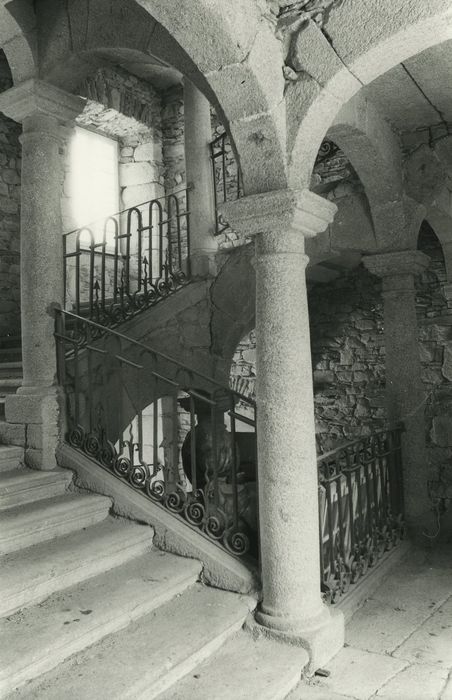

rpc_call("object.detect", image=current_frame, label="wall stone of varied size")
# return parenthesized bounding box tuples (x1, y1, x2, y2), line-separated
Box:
(415, 223, 452, 475)
(308, 265, 387, 453)
(0, 52, 21, 339)
(229, 264, 388, 454)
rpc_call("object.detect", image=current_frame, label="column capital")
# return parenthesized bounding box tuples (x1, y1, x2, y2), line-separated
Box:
(0, 79, 85, 124)
(363, 249, 430, 279)
(219, 189, 337, 239)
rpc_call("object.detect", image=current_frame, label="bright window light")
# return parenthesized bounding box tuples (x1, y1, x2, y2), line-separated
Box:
(69, 127, 119, 235)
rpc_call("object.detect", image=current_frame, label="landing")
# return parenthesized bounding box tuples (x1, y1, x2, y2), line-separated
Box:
(289, 546, 452, 699)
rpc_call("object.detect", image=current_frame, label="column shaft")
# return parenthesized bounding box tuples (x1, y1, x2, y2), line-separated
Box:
(255, 230, 324, 625)
(381, 274, 427, 527)
(364, 250, 430, 533)
(19, 113, 65, 391)
(183, 79, 217, 275)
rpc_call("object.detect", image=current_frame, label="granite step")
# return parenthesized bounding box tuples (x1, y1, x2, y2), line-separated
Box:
(0, 468, 72, 510)
(11, 583, 255, 700)
(0, 361, 22, 379)
(0, 445, 23, 472)
(0, 492, 111, 555)
(0, 517, 155, 617)
(157, 630, 308, 700)
(0, 552, 202, 696)
(0, 377, 22, 395)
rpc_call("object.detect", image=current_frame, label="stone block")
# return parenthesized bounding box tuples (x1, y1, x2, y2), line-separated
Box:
(134, 142, 157, 162)
(442, 342, 452, 381)
(121, 182, 164, 208)
(119, 161, 154, 187)
(313, 370, 334, 385)
(431, 415, 452, 447)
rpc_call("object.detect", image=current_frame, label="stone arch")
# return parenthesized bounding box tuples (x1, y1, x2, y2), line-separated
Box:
(288, 0, 452, 189)
(0, 1, 37, 84)
(425, 205, 452, 280)
(37, 0, 287, 195)
(326, 94, 404, 249)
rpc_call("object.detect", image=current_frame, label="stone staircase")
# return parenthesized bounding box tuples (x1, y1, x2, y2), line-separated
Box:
(0, 445, 307, 699)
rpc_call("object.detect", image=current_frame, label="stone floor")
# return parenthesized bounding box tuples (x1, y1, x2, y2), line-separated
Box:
(289, 546, 452, 700)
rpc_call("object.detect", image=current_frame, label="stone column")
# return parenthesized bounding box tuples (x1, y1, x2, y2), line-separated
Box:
(183, 78, 217, 277)
(0, 80, 85, 469)
(363, 250, 430, 534)
(221, 189, 344, 671)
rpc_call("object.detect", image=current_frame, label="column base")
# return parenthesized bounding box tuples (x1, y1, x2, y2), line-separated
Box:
(5, 388, 61, 470)
(248, 605, 344, 675)
(189, 252, 218, 278)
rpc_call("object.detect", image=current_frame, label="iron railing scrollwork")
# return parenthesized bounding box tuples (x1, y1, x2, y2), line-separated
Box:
(55, 310, 258, 559)
(63, 190, 191, 329)
(317, 425, 405, 604)
(210, 132, 242, 235)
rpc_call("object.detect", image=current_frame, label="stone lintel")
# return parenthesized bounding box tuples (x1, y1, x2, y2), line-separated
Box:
(363, 249, 430, 280)
(0, 79, 85, 124)
(219, 189, 337, 240)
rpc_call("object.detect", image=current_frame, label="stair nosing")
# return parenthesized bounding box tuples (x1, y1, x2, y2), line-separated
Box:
(0, 554, 202, 695)
(0, 520, 155, 618)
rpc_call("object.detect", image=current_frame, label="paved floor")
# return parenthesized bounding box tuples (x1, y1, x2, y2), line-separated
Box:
(289, 546, 452, 700)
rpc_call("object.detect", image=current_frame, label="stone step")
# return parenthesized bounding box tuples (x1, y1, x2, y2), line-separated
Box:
(11, 583, 255, 700)
(0, 468, 73, 510)
(0, 348, 22, 363)
(0, 518, 154, 618)
(0, 377, 22, 395)
(0, 445, 23, 472)
(0, 361, 22, 379)
(0, 492, 111, 555)
(0, 552, 202, 696)
(157, 631, 307, 700)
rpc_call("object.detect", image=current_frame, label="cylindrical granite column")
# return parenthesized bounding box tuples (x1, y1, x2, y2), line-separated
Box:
(219, 189, 344, 670)
(19, 113, 66, 392)
(254, 227, 327, 628)
(0, 80, 85, 468)
(183, 78, 217, 276)
(364, 250, 430, 532)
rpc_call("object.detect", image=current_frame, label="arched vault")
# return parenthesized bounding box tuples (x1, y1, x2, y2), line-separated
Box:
(288, 0, 452, 189)
(0, 0, 37, 83)
(36, 0, 288, 196)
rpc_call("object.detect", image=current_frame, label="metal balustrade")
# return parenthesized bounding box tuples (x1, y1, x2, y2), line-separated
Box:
(317, 425, 405, 603)
(210, 132, 242, 235)
(55, 309, 258, 559)
(63, 190, 191, 328)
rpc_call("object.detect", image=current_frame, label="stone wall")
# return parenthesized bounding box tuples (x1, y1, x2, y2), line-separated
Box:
(228, 226, 452, 468)
(416, 223, 451, 475)
(0, 51, 21, 339)
(308, 265, 386, 453)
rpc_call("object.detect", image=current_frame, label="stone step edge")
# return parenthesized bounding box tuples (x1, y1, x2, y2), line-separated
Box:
(0, 495, 111, 554)
(1, 562, 201, 696)
(0, 468, 72, 489)
(132, 613, 250, 700)
(0, 524, 154, 618)
(0, 446, 23, 459)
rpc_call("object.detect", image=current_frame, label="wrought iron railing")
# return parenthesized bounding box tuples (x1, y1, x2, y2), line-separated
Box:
(317, 425, 405, 604)
(210, 132, 242, 235)
(63, 190, 191, 328)
(55, 309, 258, 558)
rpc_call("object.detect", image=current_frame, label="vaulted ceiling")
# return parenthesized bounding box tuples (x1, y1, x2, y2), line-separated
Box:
(364, 38, 452, 134)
